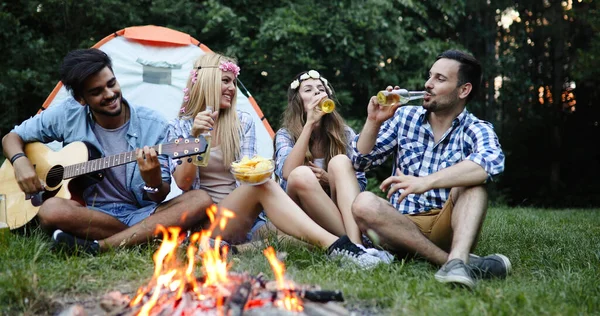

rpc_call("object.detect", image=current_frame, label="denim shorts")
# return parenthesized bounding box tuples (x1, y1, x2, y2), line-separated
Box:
(88, 203, 157, 227)
(245, 212, 267, 242)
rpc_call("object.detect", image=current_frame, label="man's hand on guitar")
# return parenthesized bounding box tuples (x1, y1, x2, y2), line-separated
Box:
(13, 157, 45, 194)
(136, 146, 162, 188)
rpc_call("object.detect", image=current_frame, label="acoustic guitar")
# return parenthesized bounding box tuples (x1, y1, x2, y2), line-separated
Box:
(0, 137, 208, 230)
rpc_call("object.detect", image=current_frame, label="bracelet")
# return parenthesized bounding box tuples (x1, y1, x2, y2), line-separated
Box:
(143, 184, 160, 193)
(9, 153, 26, 164)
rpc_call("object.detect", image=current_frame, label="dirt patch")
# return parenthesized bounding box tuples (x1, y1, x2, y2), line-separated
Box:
(53, 282, 139, 316)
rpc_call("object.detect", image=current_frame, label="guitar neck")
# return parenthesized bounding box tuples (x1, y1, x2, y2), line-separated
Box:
(63, 144, 162, 179)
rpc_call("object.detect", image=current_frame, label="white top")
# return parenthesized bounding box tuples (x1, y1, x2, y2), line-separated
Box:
(313, 158, 325, 169)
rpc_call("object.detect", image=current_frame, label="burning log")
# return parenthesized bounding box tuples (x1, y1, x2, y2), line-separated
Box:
(224, 281, 252, 316)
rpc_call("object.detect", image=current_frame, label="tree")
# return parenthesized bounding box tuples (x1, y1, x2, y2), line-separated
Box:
(1, 0, 598, 206)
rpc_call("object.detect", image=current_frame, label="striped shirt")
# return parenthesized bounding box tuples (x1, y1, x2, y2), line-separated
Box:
(351, 106, 504, 214)
(166, 110, 256, 190)
(275, 125, 367, 192)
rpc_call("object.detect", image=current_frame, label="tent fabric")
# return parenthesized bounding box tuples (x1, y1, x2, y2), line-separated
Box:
(41, 25, 275, 200)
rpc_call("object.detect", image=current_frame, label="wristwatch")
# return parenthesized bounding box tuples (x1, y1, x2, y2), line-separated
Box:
(143, 184, 160, 193)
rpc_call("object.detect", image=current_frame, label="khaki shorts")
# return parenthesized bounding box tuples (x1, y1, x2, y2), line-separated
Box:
(407, 195, 454, 252)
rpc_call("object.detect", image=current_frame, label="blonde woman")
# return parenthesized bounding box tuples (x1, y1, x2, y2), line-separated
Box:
(275, 70, 392, 262)
(166, 54, 382, 269)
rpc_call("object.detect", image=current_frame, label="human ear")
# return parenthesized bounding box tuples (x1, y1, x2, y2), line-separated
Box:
(76, 96, 86, 106)
(459, 83, 472, 100)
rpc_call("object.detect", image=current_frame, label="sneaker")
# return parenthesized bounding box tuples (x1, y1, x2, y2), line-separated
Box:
(327, 235, 382, 269)
(434, 258, 476, 289)
(357, 244, 395, 264)
(51, 229, 100, 256)
(469, 253, 511, 279)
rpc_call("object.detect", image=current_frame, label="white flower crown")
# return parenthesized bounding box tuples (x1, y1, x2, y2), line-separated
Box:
(290, 70, 332, 94)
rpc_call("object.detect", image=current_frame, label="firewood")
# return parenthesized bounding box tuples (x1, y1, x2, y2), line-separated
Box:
(224, 280, 253, 316)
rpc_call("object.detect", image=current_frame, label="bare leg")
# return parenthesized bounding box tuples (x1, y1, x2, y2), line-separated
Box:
(327, 155, 362, 243)
(99, 190, 213, 250)
(38, 197, 127, 239)
(286, 166, 346, 238)
(447, 186, 488, 262)
(37, 190, 214, 251)
(218, 179, 338, 248)
(352, 191, 448, 265)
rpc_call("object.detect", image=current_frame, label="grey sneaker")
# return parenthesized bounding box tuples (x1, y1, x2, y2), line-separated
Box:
(357, 244, 395, 264)
(469, 253, 511, 279)
(435, 258, 476, 289)
(327, 235, 382, 270)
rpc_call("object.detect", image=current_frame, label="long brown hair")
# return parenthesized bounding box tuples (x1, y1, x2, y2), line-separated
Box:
(280, 71, 347, 169)
(178, 53, 240, 167)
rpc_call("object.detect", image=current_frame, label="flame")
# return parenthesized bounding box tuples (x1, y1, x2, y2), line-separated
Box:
(199, 205, 235, 287)
(129, 205, 303, 315)
(263, 247, 304, 312)
(131, 205, 236, 316)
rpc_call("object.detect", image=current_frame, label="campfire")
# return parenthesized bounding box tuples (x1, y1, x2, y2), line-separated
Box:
(100, 205, 348, 316)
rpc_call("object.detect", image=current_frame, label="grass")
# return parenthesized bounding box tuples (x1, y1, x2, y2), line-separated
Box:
(1, 207, 599, 315)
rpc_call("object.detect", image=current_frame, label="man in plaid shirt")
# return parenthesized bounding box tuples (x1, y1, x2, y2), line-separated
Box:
(351, 50, 510, 288)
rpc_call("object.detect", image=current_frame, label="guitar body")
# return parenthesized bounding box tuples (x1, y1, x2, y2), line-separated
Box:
(0, 142, 102, 230)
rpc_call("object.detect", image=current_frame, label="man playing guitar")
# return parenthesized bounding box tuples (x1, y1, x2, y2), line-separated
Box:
(2, 48, 213, 255)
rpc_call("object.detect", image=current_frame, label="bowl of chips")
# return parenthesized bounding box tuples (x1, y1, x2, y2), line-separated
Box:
(230, 156, 275, 185)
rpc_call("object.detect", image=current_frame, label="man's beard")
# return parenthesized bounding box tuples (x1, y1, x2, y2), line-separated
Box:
(423, 89, 459, 112)
(93, 94, 122, 117)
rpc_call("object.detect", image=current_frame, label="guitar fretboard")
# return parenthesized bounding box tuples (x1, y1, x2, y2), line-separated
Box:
(63, 145, 161, 179)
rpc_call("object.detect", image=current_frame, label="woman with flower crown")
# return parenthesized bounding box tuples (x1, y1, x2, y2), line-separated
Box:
(275, 70, 392, 262)
(166, 53, 382, 269)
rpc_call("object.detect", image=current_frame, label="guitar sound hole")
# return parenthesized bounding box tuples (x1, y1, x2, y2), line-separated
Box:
(46, 165, 64, 187)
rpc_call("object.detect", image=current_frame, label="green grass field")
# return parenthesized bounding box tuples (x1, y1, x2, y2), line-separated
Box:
(1, 207, 599, 315)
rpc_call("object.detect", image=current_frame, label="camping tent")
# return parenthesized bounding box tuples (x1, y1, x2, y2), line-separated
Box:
(41, 25, 275, 200)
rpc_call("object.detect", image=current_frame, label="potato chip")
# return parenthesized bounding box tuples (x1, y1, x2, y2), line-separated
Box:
(254, 161, 273, 172)
(231, 155, 274, 184)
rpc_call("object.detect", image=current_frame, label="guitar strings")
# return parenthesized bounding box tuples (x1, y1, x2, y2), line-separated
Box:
(40, 142, 194, 180)
(42, 151, 184, 179)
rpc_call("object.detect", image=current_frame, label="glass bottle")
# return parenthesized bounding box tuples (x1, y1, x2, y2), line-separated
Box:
(193, 106, 213, 167)
(376, 89, 426, 107)
(319, 98, 335, 113)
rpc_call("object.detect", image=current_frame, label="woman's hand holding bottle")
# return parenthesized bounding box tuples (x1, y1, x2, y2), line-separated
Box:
(305, 92, 328, 127)
(191, 107, 218, 137)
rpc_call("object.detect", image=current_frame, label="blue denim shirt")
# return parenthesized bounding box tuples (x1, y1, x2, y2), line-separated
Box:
(11, 97, 172, 208)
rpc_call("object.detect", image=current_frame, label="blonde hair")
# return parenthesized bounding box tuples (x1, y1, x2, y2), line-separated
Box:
(179, 53, 240, 167)
(281, 71, 347, 169)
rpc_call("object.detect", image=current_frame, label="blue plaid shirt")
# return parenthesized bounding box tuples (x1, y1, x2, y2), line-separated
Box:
(351, 106, 504, 214)
(275, 126, 367, 192)
(165, 110, 256, 190)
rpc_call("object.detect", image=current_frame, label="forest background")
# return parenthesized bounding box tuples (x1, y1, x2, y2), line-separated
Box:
(1, 0, 598, 208)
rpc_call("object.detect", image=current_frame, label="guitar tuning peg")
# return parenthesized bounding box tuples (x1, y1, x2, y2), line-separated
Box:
(176, 159, 183, 165)
(187, 157, 193, 163)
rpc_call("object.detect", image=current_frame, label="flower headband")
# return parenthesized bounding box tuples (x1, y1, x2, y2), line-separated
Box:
(218, 61, 241, 77)
(192, 61, 240, 78)
(289, 70, 332, 95)
(182, 60, 241, 107)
